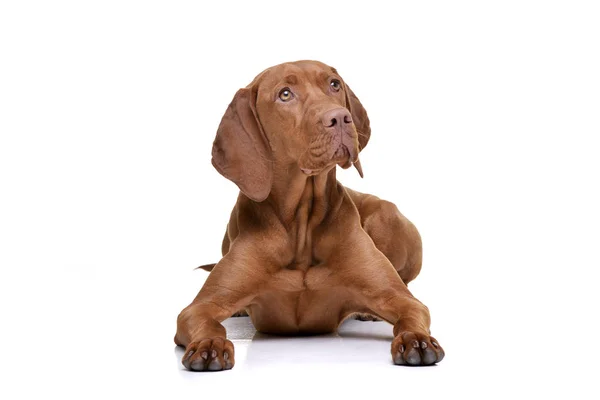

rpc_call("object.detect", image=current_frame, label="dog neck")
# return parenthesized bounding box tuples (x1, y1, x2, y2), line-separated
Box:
(267, 163, 344, 226)
(264, 163, 344, 267)
(261, 165, 345, 270)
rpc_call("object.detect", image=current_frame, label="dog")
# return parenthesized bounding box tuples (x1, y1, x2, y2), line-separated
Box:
(175, 60, 444, 371)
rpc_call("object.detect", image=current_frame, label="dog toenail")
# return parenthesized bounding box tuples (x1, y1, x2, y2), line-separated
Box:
(400, 344, 405, 353)
(421, 341, 427, 349)
(412, 340, 419, 348)
(224, 352, 229, 360)
(211, 350, 217, 358)
(201, 351, 208, 360)
(432, 341, 438, 348)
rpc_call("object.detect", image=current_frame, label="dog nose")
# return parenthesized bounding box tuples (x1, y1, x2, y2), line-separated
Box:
(322, 108, 352, 128)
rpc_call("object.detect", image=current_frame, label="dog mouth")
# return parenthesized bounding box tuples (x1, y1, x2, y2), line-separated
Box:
(333, 144, 355, 170)
(301, 143, 356, 175)
(298, 128, 359, 176)
(333, 144, 350, 159)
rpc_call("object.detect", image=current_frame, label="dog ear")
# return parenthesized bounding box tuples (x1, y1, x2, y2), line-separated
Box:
(344, 84, 371, 177)
(345, 86, 371, 151)
(212, 88, 273, 202)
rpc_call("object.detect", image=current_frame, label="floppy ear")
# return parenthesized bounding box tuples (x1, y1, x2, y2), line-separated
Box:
(211, 88, 273, 202)
(344, 84, 371, 177)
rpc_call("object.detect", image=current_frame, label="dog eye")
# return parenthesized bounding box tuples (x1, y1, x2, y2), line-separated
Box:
(330, 80, 341, 92)
(278, 88, 294, 102)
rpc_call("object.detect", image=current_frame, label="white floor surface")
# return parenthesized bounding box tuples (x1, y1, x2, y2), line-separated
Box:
(4, 265, 596, 399)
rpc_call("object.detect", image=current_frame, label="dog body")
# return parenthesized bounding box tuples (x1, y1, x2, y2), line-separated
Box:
(176, 61, 444, 370)
(217, 187, 423, 335)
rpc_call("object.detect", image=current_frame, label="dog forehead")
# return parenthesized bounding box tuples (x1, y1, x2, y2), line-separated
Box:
(254, 61, 336, 89)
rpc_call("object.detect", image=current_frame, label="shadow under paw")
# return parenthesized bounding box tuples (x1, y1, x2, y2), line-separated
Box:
(231, 309, 249, 317)
(352, 313, 382, 321)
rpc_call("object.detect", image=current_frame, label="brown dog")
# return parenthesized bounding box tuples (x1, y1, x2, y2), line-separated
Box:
(175, 60, 444, 371)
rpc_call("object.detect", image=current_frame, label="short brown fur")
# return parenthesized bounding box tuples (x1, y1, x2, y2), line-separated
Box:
(175, 61, 444, 371)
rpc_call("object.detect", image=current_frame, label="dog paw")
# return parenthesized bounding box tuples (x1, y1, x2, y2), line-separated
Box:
(391, 332, 444, 366)
(182, 338, 234, 371)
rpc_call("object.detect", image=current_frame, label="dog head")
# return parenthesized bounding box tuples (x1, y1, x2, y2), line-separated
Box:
(211, 60, 371, 202)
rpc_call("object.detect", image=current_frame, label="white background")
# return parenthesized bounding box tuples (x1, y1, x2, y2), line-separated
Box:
(1, 1, 599, 398)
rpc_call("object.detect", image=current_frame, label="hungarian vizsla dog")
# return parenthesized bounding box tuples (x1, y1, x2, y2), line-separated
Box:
(175, 60, 444, 371)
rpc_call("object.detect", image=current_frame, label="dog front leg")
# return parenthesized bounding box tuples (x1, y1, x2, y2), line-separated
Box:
(342, 244, 445, 366)
(175, 246, 267, 371)
(371, 287, 445, 366)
